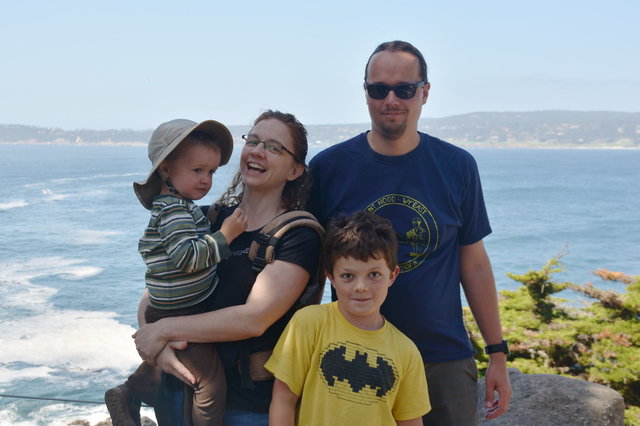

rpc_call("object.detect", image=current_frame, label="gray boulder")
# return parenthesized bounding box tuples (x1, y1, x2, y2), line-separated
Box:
(477, 368, 625, 425)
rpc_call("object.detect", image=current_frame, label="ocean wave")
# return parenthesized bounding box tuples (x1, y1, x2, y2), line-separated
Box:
(0, 257, 137, 380)
(0, 258, 104, 313)
(0, 309, 139, 373)
(0, 257, 103, 288)
(58, 266, 103, 280)
(0, 200, 28, 210)
(70, 229, 123, 246)
(1, 281, 57, 311)
(24, 173, 144, 188)
(0, 402, 157, 426)
(37, 188, 112, 204)
(0, 366, 54, 383)
(34, 188, 68, 202)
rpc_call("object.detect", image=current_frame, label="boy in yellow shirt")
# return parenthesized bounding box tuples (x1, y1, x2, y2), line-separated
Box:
(265, 211, 430, 425)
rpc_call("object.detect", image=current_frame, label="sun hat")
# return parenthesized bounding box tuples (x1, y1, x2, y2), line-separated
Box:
(133, 119, 233, 209)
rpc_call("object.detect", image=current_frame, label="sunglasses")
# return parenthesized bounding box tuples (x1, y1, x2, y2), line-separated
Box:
(364, 81, 427, 100)
(242, 135, 297, 159)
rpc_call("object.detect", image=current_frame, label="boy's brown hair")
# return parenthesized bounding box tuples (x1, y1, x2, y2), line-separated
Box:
(164, 130, 220, 164)
(322, 211, 398, 276)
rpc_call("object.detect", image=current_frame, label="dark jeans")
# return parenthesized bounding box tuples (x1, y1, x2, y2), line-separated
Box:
(124, 363, 188, 426)
(155, 372, 188, 426)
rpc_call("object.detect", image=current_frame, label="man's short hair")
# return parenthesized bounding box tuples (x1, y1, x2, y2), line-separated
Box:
(323, 211, 398, 276)
(364, 40, 428, 83)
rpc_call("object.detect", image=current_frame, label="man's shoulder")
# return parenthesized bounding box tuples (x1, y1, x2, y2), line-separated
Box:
(420, 132, 477, 165)
(421, 132, 472, 155)
(310, 133, 366, 165)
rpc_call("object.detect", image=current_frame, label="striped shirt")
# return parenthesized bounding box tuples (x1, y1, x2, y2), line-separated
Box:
(139, 194, 230, 309)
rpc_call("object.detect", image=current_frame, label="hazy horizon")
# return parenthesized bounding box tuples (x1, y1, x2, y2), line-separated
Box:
(4, 109, 639, 132)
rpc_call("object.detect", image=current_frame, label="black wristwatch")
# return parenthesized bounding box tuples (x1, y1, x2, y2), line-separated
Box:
(484, 340, 510, 355)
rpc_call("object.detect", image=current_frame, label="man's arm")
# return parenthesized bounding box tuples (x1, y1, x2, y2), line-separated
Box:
(269, 378, 298, 426)
(460, 240, 512, 419)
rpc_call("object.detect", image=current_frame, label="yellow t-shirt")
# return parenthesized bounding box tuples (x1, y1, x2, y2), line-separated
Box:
(265, 302, 430, 425)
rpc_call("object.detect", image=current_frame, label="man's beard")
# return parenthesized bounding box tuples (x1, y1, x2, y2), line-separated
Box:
(378, 116, 408, 140)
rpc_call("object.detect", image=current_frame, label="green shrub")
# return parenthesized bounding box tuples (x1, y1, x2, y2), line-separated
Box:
(463, 258, 640, 423)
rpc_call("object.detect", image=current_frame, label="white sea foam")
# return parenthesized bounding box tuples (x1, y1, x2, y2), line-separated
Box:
(0, 257, 103, 291)
(70, 229, 122, 245)
(0, 200, 28, 210)
(57, 265, 103, 280)
(0, 257, 103, 312)
(0, 309, 139, 374)
(43, 190, 69, 201)
(1, 277, 58, 311)
(25, 175, 116, 188)
(0, 366, 54, 383)
(0, 403, 157, 426)
(0, 406, 34, 426)
(0, 257, 137, 381)
(50, 173, 142, 185)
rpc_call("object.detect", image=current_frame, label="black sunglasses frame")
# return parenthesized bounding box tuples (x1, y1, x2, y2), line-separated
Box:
(364, 81, 427, 100)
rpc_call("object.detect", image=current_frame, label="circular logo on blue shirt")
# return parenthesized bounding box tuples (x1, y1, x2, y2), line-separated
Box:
(365, 194, 438, 272)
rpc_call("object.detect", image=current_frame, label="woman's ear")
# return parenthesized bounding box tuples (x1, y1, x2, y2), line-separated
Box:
(286, 162, 305, 182)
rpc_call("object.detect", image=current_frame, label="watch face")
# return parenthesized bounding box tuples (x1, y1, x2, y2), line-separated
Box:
(485, 340, 509, 354)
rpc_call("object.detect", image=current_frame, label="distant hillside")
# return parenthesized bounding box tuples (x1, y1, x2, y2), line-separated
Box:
(1, 111, 638, 148)
(420, 111, 640, 148)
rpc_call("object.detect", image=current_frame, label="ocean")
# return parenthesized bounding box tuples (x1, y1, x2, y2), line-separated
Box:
(0, 143, 638, 425)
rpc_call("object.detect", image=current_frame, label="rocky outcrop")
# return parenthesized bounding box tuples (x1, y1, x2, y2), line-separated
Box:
(477, 368, 625, 425)
(71, 416, 156, 426)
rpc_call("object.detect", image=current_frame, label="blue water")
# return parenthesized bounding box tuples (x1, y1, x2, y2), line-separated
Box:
(0, 144, 638, 425)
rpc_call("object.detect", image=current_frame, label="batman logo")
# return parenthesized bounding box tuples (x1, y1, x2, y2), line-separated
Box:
(319, 342, 398, 404)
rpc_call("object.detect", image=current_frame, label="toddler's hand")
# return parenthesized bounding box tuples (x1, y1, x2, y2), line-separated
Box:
(220, 208, 248, 243)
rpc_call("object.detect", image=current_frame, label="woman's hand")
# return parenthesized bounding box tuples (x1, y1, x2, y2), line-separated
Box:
(132, 320, 172, 363)
(155, 343, 197, 388)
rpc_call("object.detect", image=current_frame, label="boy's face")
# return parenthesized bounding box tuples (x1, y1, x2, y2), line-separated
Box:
(160, 144, 221, 201)
(329, 255, 399, 330)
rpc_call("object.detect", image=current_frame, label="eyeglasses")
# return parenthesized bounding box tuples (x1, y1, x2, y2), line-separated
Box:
(364, 81, 427, 100)
(242, 135, 297, 159)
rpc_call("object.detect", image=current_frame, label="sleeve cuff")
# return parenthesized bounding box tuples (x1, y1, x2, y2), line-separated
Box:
(205, 231, 232, 260)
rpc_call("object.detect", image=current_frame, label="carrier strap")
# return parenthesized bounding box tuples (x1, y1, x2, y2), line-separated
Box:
(206, 204, 324, 275)
(206, 204, 326, 392)
(248, 210, 324, 271)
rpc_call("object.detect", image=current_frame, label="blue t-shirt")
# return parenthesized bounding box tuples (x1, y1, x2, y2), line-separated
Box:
(308, 132, 491, 362)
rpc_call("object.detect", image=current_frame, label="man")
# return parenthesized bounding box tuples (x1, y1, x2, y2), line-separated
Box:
(308, 40, 511, 425)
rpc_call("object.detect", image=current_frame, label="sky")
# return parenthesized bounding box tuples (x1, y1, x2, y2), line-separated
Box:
(1, 0, 638, 130)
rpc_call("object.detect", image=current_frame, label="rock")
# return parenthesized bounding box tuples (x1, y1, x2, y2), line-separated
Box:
(86, 416, 156, 426)
(140, 416, 157, 426)
(477, 368, 625, 425)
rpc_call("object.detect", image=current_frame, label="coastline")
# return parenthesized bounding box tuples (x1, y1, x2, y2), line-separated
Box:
(1, 140, 639, 149)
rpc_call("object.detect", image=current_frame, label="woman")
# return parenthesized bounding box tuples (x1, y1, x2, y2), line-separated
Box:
(133, 110, 321, 425)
